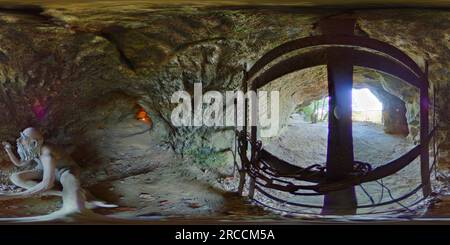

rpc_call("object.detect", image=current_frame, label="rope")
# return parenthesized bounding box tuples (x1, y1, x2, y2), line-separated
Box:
(375, 180, 415, 213)
(250, 158, 439, 211)
(252, 186, 428, 216)
(378, 178, 385, 203)
(359, 184, 375, 205)
(255, 185, 324, 209)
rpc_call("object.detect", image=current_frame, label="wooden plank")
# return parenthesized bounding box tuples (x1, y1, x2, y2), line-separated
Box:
(322, 47, 357, 215)
(238, 70, 248, 196)
(247, 35, 424, 81)
(420, 82, 432, 197)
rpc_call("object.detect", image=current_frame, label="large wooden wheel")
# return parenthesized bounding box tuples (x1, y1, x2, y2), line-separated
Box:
(237, 16, 435, 215)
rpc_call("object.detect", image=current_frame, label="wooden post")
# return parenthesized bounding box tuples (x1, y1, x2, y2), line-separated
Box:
(248, 124, 257, 200)
(420, 62, 431, 197)
(248, 70, 258, 200)
(320, 17, 357, 215)
(322, 47, 357, 215)
(238, 70, 248, 196)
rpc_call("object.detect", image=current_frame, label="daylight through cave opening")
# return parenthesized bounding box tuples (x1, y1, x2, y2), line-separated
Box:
(352, 88, 382, 124)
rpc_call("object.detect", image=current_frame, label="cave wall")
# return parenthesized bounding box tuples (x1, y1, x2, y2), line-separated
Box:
(365, 83, 409, 136)
(0, 4, 448, 184)
(354, 70, 411, 137)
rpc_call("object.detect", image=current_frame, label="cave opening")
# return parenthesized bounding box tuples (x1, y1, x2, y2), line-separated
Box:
(352, 88, 382, 124)
(296, 88, 387, 125)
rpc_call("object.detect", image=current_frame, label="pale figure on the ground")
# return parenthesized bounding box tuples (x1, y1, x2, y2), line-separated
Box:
(0, 127, 115, 220)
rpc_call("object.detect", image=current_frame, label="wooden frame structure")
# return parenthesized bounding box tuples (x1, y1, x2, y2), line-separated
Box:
(237, 17, 435, 214)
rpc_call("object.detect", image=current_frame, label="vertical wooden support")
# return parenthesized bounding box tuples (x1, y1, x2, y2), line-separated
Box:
(321, 17, 357, 215)
(248, 70, 258, 200)
(238, 70, 248, 196)
(322, 47, 357, 215)
(432, 77, 438, 178)
(237, 164, 247, 195)
(432, 84, 437, 178)
(248, 175, 256, 199)
(248, 124, 257, 199)
(420, 62, 432, 197)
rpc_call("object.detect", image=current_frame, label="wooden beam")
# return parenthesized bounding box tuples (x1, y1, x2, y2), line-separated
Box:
(322, 47, 357, 215)
(420, 84, 432, 197)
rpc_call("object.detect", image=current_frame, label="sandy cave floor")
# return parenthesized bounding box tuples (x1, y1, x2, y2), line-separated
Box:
(0, 114, 449, 222)
(261, 114, 424, 215)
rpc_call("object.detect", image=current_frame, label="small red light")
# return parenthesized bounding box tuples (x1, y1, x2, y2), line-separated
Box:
(136, 107, 152, 126)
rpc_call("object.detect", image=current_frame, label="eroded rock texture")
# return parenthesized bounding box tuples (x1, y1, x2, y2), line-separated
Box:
(0, 3, 448, 186)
